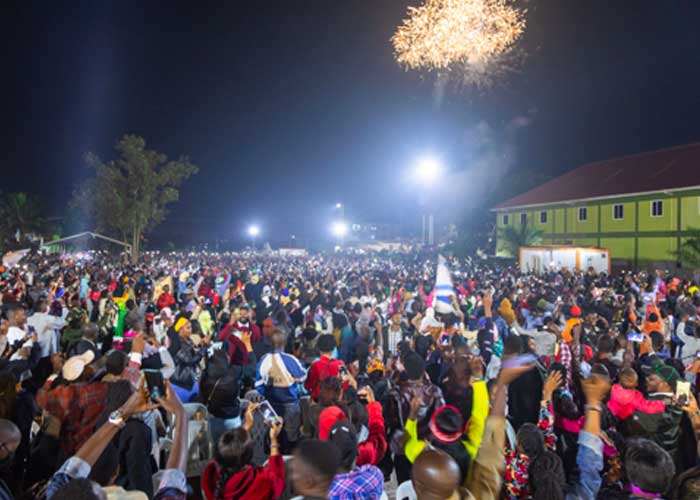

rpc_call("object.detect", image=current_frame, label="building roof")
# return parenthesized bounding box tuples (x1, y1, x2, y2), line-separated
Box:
(494, 142, 700, 210)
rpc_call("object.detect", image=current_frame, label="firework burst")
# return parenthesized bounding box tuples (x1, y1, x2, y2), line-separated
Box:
(392, 0, 526, 87)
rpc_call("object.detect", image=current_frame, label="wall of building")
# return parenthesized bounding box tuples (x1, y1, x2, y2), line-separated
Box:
(495, 189, 700, 267)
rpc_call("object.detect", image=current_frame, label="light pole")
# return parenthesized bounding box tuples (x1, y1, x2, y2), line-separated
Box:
(335, 202, 345, 219)
(414, 155, 442, 246)
(247, 225, 260, 251)
(331, 220, 348, 248)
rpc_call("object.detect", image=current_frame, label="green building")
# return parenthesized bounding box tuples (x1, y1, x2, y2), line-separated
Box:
(493, 143, 700, 269)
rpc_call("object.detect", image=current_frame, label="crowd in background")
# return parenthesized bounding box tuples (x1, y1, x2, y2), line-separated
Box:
(0, 249, 699, 499)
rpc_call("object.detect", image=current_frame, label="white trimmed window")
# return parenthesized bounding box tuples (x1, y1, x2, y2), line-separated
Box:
(540, 210, 548, 224)
(520, 213, 527, 225)
(613, 204, 624, 220)
(651, 200, 664, 217)
(502, 214, 509, 225)
(578, 207, 588, 221)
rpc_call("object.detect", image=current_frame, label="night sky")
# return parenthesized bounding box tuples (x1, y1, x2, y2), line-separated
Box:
(5, 1, 700, 247)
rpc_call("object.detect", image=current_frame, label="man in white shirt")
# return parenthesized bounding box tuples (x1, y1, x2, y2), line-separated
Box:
(6, 305, 29, 349)
(27, 298, 66, 358)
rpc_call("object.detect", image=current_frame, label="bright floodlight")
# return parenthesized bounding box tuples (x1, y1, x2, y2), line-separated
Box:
(415, 156, 442, 184)
(331, 221, 348, 237)
(335, 202, 343, 209)
(248, 225, 260, 237)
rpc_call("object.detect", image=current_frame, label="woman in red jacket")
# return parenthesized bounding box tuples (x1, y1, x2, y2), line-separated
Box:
(202, 403, 285, 500)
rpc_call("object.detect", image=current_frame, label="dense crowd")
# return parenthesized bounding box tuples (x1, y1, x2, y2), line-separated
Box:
(0, 249, 699, 499)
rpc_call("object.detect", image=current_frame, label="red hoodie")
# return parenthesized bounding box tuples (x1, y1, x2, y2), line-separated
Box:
(318, 402, 387, 466)
(156, 293, 176, 311)
(202, 455, 285, 500)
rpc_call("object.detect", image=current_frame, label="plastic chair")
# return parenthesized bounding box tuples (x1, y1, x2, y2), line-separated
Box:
(185, 419, 213, 477)
(395, 480, 416, 500)
(152, 470, 166, 494)
(183, 402, 209, 420)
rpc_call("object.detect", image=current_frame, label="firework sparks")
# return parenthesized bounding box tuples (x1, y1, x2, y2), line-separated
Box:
(392, 0, 525, 86)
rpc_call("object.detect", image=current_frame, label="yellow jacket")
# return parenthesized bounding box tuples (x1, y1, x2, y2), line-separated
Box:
(404, 380, 489, 464)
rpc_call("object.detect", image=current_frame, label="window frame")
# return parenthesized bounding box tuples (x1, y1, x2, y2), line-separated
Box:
(520, 212, 527, 225)
(502, 214, 509, 226)
(577, 207, 588, 222)
(540, 210, 548, 224)
(613, 203, 624, 221)
(651, 199, 664, 218)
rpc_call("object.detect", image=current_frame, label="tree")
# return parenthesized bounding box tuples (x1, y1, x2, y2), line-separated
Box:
(497, 222, 543, 258)
(71, 134, 198, 263)
(674, 228, 700, 272)
(0, 192, 46, 248)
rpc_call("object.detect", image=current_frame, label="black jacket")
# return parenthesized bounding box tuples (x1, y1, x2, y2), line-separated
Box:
(116, 419, 154, 498)
(199, 364, 242, 419)
(170, 337, 203, 390)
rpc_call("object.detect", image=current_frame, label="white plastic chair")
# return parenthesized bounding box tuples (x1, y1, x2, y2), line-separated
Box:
(185, 419, 213, 477)
(395, 480, 416, 500)
(183, 402, 209, 420)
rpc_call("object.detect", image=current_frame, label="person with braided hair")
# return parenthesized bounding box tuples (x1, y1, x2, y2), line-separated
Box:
(528, 451, 566, 500)
(527, 373, 611, 500)
(503, 370, 561, 499)
(201, 402, 285, 500)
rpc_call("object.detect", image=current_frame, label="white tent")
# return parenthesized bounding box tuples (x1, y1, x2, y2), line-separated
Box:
(520, 246, 610, 275)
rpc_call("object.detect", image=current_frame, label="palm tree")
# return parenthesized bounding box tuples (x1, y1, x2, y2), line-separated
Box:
(498, 222, 543, 258)
(0, 192, 45, 240)
(674, 228, 700, 272)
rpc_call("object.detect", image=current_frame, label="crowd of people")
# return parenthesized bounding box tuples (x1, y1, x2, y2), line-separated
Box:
(0, 248, 699, 499)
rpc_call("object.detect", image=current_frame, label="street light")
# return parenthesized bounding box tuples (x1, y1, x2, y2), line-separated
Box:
(331, 220, 348, 248)
(414, 155, 442, 184)
(413, 155, 443, 245)
(335, 202, 343, 209)
(331, 221, 348, 237)
(247, 225, 260, 250)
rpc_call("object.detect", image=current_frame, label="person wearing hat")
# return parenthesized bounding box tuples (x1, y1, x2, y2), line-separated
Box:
(167, 316, 208, 403)
(623, 358, 684, 465)
(317, 385, 387, 467)
(36, 347, 140, 459)
(326, 420, 384, 500)
(46, 377, 191, 500)
(152, 307, 174, 345)
(404, 399, 473, 483)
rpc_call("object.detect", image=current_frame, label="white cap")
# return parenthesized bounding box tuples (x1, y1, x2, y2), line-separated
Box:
(62, 350, 95, 382)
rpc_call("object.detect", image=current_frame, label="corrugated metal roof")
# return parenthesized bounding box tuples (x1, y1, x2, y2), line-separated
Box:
(494, 142, 700, 210)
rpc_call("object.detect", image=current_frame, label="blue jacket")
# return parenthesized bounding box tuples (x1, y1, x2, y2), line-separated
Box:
(255, 350, 307, 404)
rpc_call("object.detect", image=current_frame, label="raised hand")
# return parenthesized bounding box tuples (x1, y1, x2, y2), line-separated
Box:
(542, 370, 563, 401)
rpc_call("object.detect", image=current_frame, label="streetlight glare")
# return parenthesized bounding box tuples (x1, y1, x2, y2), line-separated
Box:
(415, 156, 442, 184)
(335, 202, 343, 209)
(331, 221, 348, 237)
(248, 225, 260, 237)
